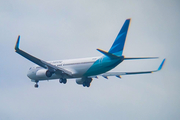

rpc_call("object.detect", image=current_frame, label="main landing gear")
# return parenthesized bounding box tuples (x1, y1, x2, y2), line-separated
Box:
(83, 82, 90, 87)
(34, 81, 39, 88)
(83, 78, 92, 87)
(59, 78, 67, 84)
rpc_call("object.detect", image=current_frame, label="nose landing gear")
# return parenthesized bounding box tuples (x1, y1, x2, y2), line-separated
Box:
(34, 81, 39, 88)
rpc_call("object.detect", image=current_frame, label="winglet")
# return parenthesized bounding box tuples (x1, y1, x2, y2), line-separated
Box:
(157, 58, 166, 71)
(15, 35, 20, 51)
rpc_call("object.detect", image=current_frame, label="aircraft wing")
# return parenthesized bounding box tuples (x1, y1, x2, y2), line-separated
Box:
(98, 59, 166, 79)
(15, 35, 72, 76)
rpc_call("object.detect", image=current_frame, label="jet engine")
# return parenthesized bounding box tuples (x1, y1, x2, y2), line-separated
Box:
(76, 78, 85, 85)
(76, 77, 92, 87)
(36, 69, 53, 78)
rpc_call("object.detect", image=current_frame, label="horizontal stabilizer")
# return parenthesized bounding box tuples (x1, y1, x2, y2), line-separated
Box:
(97, 48, 121, 59)
(97, 58, 166, 78)
(124, 57, 159, 60)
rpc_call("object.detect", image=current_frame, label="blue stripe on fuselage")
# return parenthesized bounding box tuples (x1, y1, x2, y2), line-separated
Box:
(83, 56, 123, 76)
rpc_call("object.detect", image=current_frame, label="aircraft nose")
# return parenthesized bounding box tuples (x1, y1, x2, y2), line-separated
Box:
(27, 68, 34, 79)
(27, 70, 31, 79)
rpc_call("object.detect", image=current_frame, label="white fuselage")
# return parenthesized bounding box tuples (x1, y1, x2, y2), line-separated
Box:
(27, 56, 101, 81)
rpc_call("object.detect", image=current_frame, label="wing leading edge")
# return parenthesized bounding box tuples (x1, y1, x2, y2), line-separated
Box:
(98, 58, 166, 79)
(15, 35, 72, 76)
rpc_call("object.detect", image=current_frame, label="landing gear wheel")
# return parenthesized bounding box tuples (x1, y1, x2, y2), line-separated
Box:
(83, 82, 90, 87)
(34, 81, 39, 88)
(87, 83, 90, 87)
(83, 82, 87, 87)
(63, 79, 67, 84)
(59, 79, 63, 83)
(59, 78, 67, 84)
(34, 83, 39, 88)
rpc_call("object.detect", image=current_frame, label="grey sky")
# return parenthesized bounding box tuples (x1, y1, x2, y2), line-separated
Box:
(0, 0, 180, 120)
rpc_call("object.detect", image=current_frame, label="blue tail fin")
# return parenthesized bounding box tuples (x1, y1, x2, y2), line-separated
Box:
(108, 19, 131, 56)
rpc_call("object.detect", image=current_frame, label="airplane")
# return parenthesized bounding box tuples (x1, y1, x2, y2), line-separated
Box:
(15, 18, 166, 88)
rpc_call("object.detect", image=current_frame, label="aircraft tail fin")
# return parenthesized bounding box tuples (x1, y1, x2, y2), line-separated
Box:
(108, 19, 131, 56)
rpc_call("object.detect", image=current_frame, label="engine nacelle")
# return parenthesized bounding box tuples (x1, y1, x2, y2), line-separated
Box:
(36, 69, 53, 78)
(76, 78, 85, 85)
(76, 77, 92, 86)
